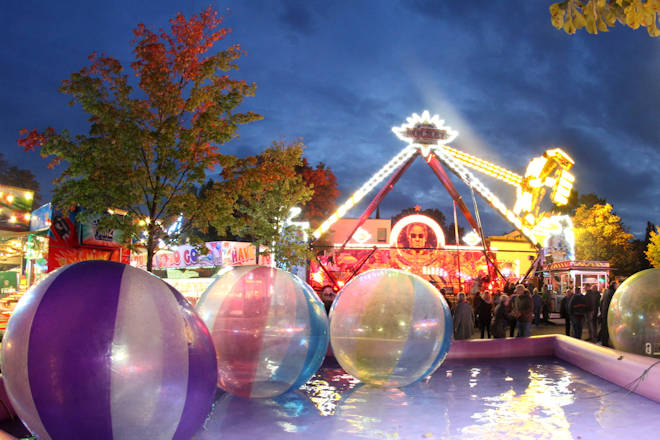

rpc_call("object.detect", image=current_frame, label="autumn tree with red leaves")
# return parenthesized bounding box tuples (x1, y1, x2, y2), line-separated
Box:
(18, 7, 261, 271)
(296, 158, 340, 227)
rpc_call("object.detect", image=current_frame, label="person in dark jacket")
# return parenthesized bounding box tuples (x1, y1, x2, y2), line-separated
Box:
(320, 285, 336, 315)
(532, 288, 543, 325)
(492, 294, 511, 338)
(453, 292, 474, 340)
(599, 281, 617, 346)
(507, 290, 518, 337)
(559, 288, 573, 336)
(569, 287, 588, 339)
(477, 291, 493, 338)
(513, 285, 534, 337)
(584, 284, 600, 342)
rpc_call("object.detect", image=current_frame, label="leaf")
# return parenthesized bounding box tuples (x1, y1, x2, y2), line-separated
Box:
(573, 10, 588, 28)
(597, 16, 610, 31)
(550, 2, 567, 29)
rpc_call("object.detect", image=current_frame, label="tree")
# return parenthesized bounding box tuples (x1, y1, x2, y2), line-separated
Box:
(296, 158, 340, 227)
(572, 203, 635, 274)
(0, 153, 41, 205)
(550, 0, 660, 37)
(645, 225, 660, 267)
(18, 7, 261, 271)
(555, 191, 604, 216)
(227, 141, 314, 269)
(445, 222, 466, 245)
(392, 207, 448, 230)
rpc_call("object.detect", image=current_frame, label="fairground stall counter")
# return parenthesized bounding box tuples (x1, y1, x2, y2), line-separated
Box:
(545, 260, 612, 293)
(130, 241, 271, 305)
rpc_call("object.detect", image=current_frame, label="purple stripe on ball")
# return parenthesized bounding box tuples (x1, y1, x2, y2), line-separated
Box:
(168, 284, 218, 440)
(27, 260, 124, 440)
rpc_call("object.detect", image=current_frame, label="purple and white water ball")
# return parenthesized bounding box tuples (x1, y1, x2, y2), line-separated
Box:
(0, 260, 217, 440)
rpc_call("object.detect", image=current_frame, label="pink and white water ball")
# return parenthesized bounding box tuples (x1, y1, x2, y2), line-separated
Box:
(330, 269, 453, 387)
(1, 260, 217, 440)
(195, 265, 329, 398)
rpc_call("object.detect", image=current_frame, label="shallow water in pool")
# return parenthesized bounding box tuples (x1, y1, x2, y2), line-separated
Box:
(196, 356, 660, 440)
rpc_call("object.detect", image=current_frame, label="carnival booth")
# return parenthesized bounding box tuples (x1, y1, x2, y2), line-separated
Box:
(130, 241, 271, 305)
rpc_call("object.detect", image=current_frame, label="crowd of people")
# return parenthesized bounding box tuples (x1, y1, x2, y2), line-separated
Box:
(558, 281, 617, 346)
(319, 279, 618, 348)
(448, 281, 618, 346)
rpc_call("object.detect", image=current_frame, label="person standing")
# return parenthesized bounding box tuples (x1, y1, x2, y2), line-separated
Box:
(584, 284, 600, 342)
(559, 288, 573, 336)
(541, 284, 551, 323)
(492, 294, 511, 338)
(320, 285, 336, 315)
(599, 281, 617, 346)
(507, 289, 519, 337)
(569, 287, 588, 339)
(514, 285, 533, 337)
(453, 292, 474, 340)
(532, 288, 543, 326)
(477, 291, 493, 338)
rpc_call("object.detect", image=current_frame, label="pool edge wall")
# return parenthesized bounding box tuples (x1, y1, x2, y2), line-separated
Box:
(1, 335, 659, 438)
(449, 335, 660, 403)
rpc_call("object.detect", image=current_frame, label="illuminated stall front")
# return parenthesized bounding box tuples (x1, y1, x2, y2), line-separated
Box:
(545, 260, 611, 293)
(130, 241, 271, 305)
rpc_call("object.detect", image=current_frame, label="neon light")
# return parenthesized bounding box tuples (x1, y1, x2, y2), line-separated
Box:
(463, 230, 481, 246)
(314, 110, 577, 252)
(312, 145, 417, 239)
(389, 214, 446, 248)
(392, 110, 458, 146)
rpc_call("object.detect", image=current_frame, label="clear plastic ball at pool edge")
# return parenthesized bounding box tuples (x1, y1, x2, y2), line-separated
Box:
(329, 269, 453, 387)
(608, 268, 660, 358)
(195, 265, 329, 398)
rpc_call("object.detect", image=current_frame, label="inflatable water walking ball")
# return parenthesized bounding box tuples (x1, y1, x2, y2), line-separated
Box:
(195, 265, 329, 398)
(608, 268, 660, 358)
(0, 260, 217, 440)
(330, 269, 452, 387)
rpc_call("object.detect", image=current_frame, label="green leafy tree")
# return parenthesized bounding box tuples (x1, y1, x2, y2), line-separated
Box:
(573, 203, 635, 275)
(227, 141, 314, 269)
(18, 7, 261, 271)
(0, 153, 41, 205)
(645, 226, 660, 267)
(550, 0, 660, 36)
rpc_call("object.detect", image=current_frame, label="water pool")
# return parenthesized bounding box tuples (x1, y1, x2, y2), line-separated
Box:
(196, 356, 659, 440)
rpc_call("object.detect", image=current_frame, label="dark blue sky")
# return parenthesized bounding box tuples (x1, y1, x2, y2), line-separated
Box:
(2, 1, 659, 237)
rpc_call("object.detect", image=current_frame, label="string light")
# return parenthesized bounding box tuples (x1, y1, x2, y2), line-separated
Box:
(313, 110, 577, 250)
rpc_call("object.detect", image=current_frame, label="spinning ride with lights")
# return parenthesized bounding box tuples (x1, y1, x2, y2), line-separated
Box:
(312, 111, 576, 286)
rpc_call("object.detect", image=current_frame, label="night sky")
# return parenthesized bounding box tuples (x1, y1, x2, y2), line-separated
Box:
(2, 1, 659, 237)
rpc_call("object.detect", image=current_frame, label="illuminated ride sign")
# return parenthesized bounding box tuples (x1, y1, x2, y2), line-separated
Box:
(313, 110, 576, 256)
(309, 213, 493, 292)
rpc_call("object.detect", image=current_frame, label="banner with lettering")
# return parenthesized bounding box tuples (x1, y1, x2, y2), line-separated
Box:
(130, 241, 271, 270)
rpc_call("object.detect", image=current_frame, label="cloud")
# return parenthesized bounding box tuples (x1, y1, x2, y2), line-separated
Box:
(278, 0, 315, 35)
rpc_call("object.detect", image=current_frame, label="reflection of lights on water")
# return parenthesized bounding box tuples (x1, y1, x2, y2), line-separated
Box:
(300, 379, 343, 416)
(463, 369, 574, 439)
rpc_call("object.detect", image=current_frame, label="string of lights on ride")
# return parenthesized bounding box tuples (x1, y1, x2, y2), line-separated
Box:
(313, 111, 576, 252)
